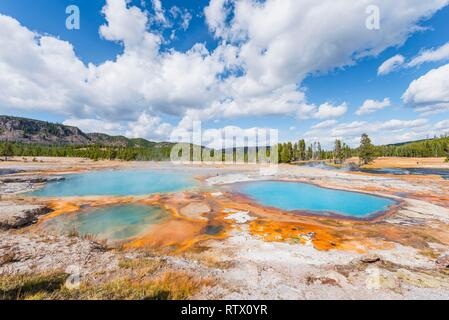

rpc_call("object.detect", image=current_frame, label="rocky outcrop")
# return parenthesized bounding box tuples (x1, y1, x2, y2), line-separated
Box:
(0, 202, 51, 230)
(360, 255, 382, 264)
(0, 115, 167, 147)
(0, 115, 91, 145)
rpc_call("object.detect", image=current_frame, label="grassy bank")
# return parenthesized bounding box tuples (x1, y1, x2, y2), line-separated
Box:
(0, 270, 213, 300)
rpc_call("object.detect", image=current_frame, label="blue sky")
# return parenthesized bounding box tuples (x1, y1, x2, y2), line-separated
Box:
(0, 0, 449, 148)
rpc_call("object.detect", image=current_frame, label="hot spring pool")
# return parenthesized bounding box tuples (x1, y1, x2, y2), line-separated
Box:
(237, 181, 397, 218)
(41, 204, 169, 242)
(30, 169, 196, 197)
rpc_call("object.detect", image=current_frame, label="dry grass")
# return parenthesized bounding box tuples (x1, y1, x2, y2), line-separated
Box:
(118, 257, 166, 276)
(58, 271, 213, 300)
(346, 156, 449, 169)
(0, 270, 214, 300)
(0, 272, 67, 300)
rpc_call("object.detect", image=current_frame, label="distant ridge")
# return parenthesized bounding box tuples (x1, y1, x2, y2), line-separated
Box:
(385, 138, 437, 147)
(0, 115, 169, 147)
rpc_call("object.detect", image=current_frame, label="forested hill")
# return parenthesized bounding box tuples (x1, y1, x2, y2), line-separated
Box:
(0, 115, 177, 161)
(0, 115, 165, 148)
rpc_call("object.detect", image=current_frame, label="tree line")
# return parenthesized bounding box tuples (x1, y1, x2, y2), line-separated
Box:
(277, 134, 449, 164)
(0, 142, 173, 162)
(278, 139, 352, 163)
(1, 133, 448, 164)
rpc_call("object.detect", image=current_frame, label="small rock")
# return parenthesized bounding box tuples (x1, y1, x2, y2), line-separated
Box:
(436, 255, 449, 268)
(0, 250, 17, 266)
(360, 255, 382, 264)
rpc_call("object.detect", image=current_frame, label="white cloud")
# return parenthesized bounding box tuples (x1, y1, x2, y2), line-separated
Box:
(1, 0, 448, 141)
(0, 14, 87, 112)
(377, 118, 428, 131)
(356, 98, 391, 115)
(151, 0, 169, 26)
(378, 42, 449, 76)
(64, 113, 173, 141)
(402, 63, 449, 114)
(435, 119, 449, 130)
(63, 118, 125, 136)
(311, 120, 337, 130)
(200, 126, 274, 149)
(305, 118, 429, 147)
(125, 112, 173, 140)
(99, 0, 150, 48)
(377, 55, 405, 75)
(204, 0, 232, 40)
(314, 103, 348, 119)
(408, 41, 449, 67)
(169, 6, 192, 31)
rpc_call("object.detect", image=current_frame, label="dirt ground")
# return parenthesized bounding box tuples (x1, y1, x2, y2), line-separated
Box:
(346, 157, 449, 169)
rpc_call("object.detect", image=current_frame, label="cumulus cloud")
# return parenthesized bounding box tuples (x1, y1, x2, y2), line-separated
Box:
(356, 98, 391, 115)
(377, 55, 405, 75)
(402, 63, 449, 114)
(1, 0, 448, 141)
(63, 118, 125, 136)
(314, 103, 348, 119)
(125, 112, 173, 140)
(99, 0, 150, 48)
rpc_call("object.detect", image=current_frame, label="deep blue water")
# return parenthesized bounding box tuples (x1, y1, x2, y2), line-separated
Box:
(238, 181, 396, 218)
(31, 169, 196, 197)
(42, 204, 169, 241)
(298, 162, 449, 180)
(357, 167, 449, 179)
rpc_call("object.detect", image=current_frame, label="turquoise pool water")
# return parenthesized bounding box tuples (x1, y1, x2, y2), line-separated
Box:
(237, 181, 396, 218)
(42, 204, 169, 241)
(31, 169, 195, 197)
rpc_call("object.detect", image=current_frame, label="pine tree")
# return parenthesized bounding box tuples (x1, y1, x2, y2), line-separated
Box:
(334, 139, 342, 164)
(298, 139, 306, 160)
(342, 142, 351, 161)
(359, 133, 376, 165)
(293, 142, 298, 161)
(280, 143, 291, 163)
(1, 142, 14, 161)
(316, 142, 322, 160)
(306, 145, 313, 160)
(444, 143, 449, 162)
(287, 142, 293, 162)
